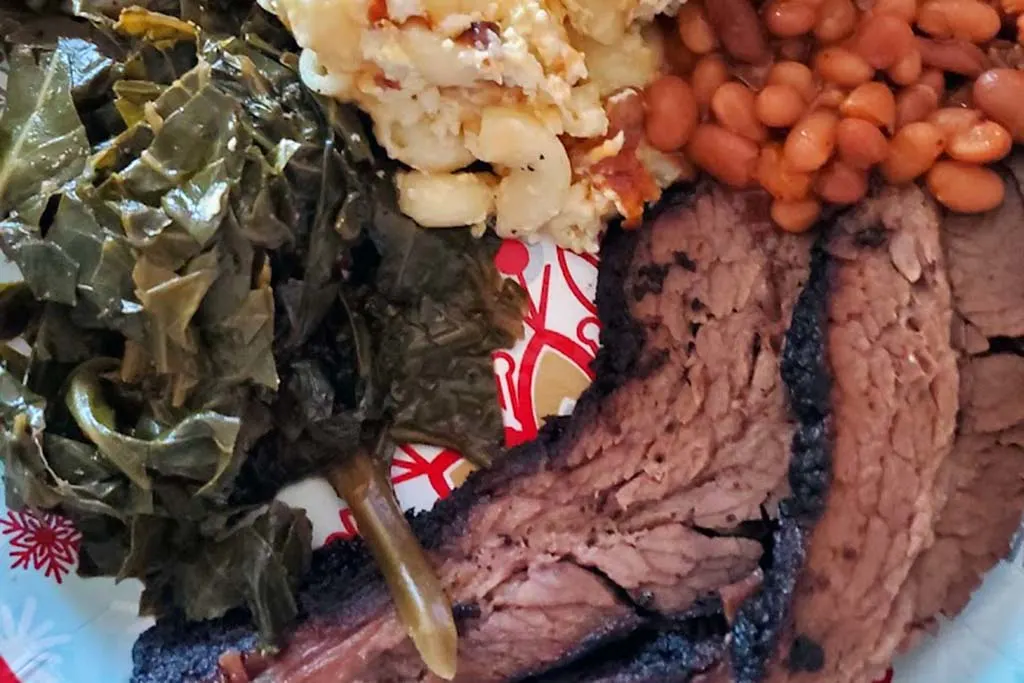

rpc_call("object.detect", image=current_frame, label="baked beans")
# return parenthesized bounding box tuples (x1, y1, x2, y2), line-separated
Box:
(636, 0, 1024, 229)
(815, 160, 869, 203)
(687, 124, 761, 187)
(881, 121, 946, 183)
(946, 120, 1013, 163)
(840, 82, 897, 130)
(785, 110, 840, 171)
(926, 160, 1005, 211)
(758, 143, 814, 200)
(815, 0, 859, 42)
(887, 49, 923, 85)
(814, 47, 875, 87)
(711, 82, 768, 141)
(895, 84, 940, 128)
(677, 3, 718, 54)
(916, 0, 1001, 44)
(771, 198, 823, 232)
(767, 61, 819, 102)
(973, 69, 1024, 141)
(764, 0, 818, 37)
(756, 84, 808, 127)
(644, 76, 699, 151)
(836, 117, 890, 168)
(852, 14, 916, 69)
(691, 54, 730, 111)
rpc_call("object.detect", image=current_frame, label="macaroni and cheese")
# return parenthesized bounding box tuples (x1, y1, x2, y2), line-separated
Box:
(260, 0, 684, 252)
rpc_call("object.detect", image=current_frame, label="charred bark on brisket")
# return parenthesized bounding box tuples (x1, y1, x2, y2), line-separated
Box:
(729, 240, 832, 683)
(130, 187, 836, 683)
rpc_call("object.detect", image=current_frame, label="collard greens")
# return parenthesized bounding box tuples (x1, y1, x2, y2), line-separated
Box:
(0, 3, 526, 646)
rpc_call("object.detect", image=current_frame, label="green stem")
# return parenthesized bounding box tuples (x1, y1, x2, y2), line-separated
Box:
(326, 452, 457, 680)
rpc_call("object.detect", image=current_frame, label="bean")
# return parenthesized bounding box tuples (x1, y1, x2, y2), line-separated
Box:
(896, 84, 940, 128)
(916, 36, 989, 76)
(771, 198, 822, 232)
(814, 84, 848, 109)
(767, 61, 819, 102)
(973, 69, 1024, 141)
(711, 82, 768, 142)
(687, 124, 761, 187)
(840, 82, 897, 130)
(756, 84, 808, 127)
(926, 160, 1005, 212)
(887, 49, 922, 85)
(778, 37, 814, 61)
(917, 68, 947, 97)
(705, 0, 769, 63)
(732, 62, 774, 90)
(836, 117, 890, 168)
(815, 160, 868, 204)
(814, 47, 874, 87)
(677, 3, 718, 54)
(917, 0, 1001, 43)
(814, 0, 858, 42)
(765, 0, 819, 37)
(928, 107, 983, 138)
(870, 0, 917, 21)
(644, 76, 699, 151)
(853, 14, 915, 69)
(692, 55, 730, 110)
(880, 121, 946, 183)
(784, 109, 840, 171)
(661, 19, 698, 74)
(757, 143, 814, 200)
(947, 120, 1013, 162)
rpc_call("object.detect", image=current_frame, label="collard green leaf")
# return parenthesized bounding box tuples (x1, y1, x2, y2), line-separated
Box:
(0, 44, 90, 221)
(65, 357, 243, 497)
(0, 218, 80, 305)
(0, 3, 526, 653)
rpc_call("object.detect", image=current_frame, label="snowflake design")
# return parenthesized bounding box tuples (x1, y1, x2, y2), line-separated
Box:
(0, 510, 81, 584)
(0, 598, 70, 683)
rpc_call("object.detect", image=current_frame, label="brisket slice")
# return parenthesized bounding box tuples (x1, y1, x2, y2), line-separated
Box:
(901, 156, 1024, 633)
(766, 185, 960, 683)
(132, 184, 825, 683)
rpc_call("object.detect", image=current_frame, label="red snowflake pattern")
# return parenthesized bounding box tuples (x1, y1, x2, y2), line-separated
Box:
(0, 509, 81, 584)
(0, 656, 18, 683)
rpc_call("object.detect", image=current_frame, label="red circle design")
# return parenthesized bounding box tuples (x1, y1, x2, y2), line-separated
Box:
(495, 239, 530, 276)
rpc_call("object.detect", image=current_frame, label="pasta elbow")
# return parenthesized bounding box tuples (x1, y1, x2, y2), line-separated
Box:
(468, 107, 572, 237)
(396, 171, 497, 228)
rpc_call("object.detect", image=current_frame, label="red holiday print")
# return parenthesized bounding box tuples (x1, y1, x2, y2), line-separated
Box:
(323, 445, 475, 546)
(0, 510, 80, 584)
(0, 656, 19, 683)
(324, 508, 360, 545)
(493, 240, 599, 447)
(391, 445, 464, 499)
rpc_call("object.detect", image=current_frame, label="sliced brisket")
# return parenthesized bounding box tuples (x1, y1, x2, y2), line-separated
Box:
(132, 185, 822, 683)
(767, 186, 960, 683)
(902, 157, 1024, 632)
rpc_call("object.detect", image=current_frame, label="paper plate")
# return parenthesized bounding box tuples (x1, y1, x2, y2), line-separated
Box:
(1, 51, 1023, 683)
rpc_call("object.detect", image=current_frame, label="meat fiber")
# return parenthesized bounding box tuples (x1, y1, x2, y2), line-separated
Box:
(902, 158, 1024, 632)
(131, 185, 827, 683)
(767, 186, 960, 683)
